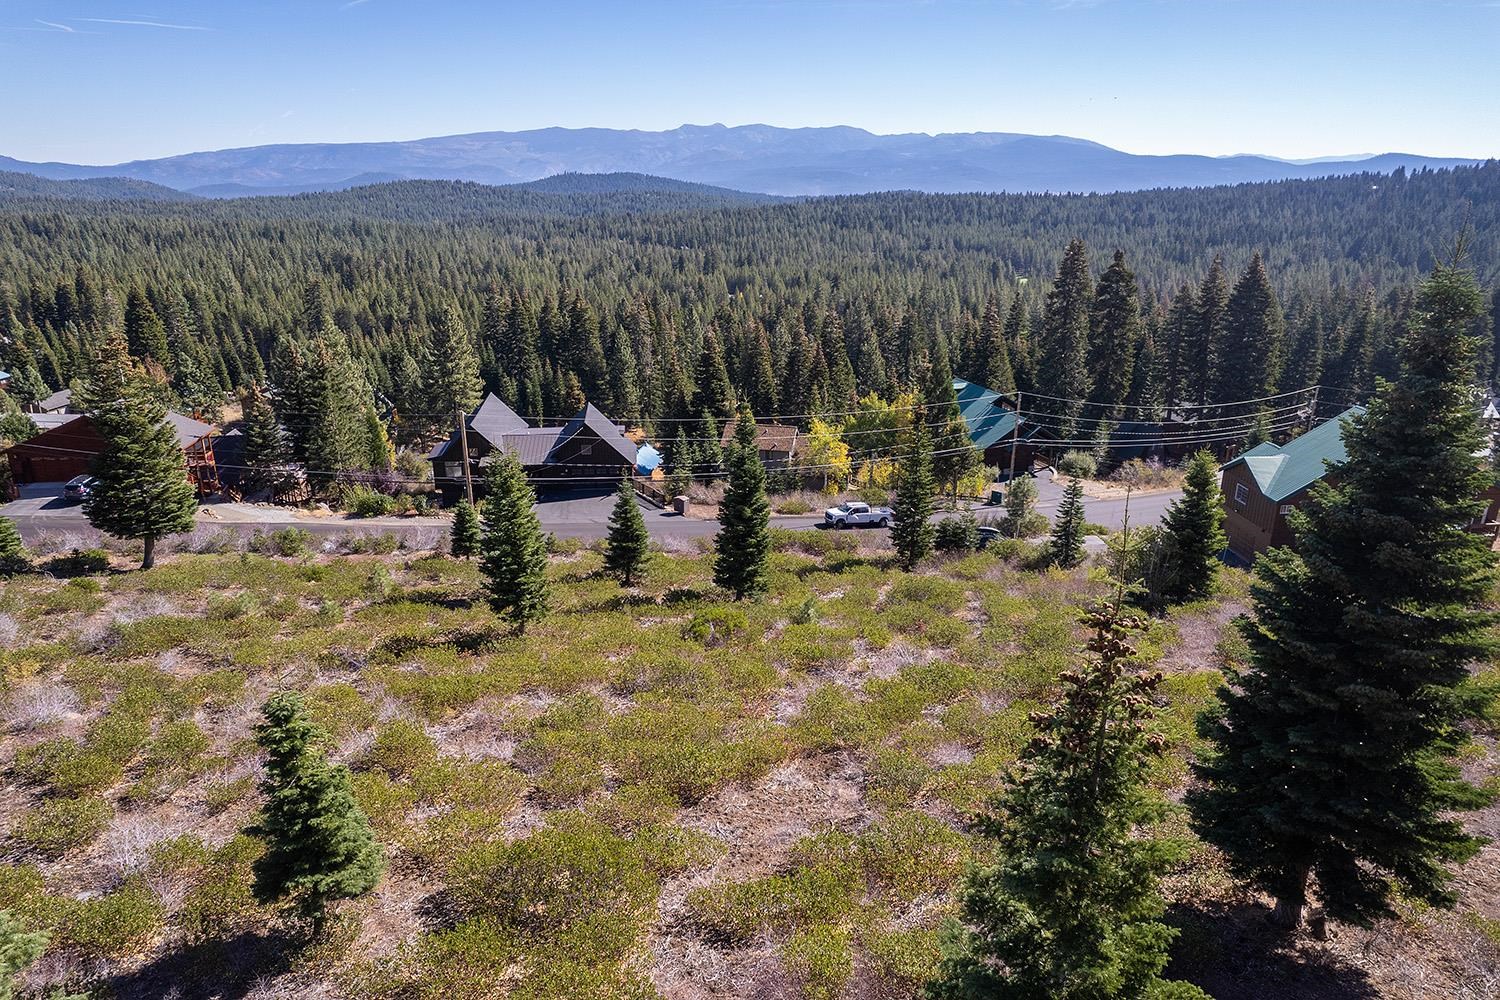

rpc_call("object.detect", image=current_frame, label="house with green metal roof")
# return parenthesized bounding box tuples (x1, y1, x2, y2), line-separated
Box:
(1219, 405, 1365, 559)
(952, 378, 1055, 476)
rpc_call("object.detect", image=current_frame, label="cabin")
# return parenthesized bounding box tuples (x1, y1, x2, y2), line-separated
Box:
(719, 418, 802, 469)
(1219, 406, 1364, 560)
(428, 393, 640, 504)
(4, 411, 220, 498)
(953, 378, 1054, 476)
(27, 388, 76, 415)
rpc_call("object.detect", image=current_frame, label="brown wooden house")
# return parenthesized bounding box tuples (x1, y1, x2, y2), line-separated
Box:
(1220, 406, 1363, 560)
(5, 411, 219, 498)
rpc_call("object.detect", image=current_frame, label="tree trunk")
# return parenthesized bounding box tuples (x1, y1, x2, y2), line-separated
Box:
(141, 535, 156, 571)
(1271, 865, 1311, 931)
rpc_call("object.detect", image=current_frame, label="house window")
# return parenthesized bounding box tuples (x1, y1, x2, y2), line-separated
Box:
(444, 462, 465, 479)
(1233, 483, 1249, 505)
(1279, 504, 1294, 516)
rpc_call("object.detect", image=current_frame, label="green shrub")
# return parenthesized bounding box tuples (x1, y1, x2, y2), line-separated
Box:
(250, 527, 313, 557)
(1056, 450, 1098, 479)
(47, 548, 110, 577)
(56, 878, 163, 957)
(13, 738, 120, 795)
(865, 926, 944, 988)
(364, 719, 440, 778)
(448, 813, 659, 933)
(344, 485, 399, 518)
(933, 513, 980, 552)
(13, 796, 111, 856)
(682, 606, 747, 647)
(782, 925, 853, 1000)
(685, 859, 861, 942)
(204, 775, 256, 815)
(773, 495, 815, 515)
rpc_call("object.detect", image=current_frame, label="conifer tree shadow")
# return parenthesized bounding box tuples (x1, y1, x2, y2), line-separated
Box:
(105, 927, 303, 1000)
(1164, 902, 1380, 1000)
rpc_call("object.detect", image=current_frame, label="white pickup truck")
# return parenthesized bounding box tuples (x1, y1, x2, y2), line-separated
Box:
(823, 501, 894, 528)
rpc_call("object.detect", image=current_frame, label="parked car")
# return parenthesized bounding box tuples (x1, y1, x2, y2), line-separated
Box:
(977, 525, 1003, 549)
(823, 501, 893, 528)
(62, 475, 96, 503)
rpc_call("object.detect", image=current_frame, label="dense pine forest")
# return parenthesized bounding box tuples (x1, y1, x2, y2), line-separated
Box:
(1, 163, 1498, 476)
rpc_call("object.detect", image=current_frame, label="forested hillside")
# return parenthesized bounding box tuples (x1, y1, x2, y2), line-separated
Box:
(0, 163, 1497, 467)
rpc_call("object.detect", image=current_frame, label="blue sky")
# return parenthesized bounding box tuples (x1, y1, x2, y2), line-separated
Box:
(3, 0, 1497, 164)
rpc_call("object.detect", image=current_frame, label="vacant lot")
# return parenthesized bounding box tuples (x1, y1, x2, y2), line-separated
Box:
(1, 532, 1496, 1000)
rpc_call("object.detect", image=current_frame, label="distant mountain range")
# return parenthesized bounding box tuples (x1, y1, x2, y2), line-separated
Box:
(0, 124, 1486, 198)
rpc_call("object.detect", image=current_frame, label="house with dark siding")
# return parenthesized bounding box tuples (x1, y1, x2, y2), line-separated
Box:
(1219, 406, 1364, 560)
(5, 411, 219, 497)
(953, 378, 1054, 476)
(428, 393, 639, 503)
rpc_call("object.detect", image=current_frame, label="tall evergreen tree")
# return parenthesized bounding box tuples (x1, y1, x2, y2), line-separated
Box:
(1158, 450, 1226, 604)
(422, 302, 485, 425)
(1038, 240, 1094, 436)
(1004, 288, 1036, 397)
(450, 499, 480, 559)
(1159, 284, 1197, 410)
(478, 453, 551, 633)
(1215, 252, 1285, 404)
(1088, 250, 1142, 413)
(82, 334, 197, 570)
(713, 406, 771, 599)
(926, 341, 980, 501)
(1189, 256, 1229, 407)
(891, 417, 936, 571)
(250, 691, 384, 925)
(929, 602, 1209, 1000)
(1048, 477, 1088, 569)
(301, 333, 371, 485)
(980, 294, 1016, 393)
(123, 286, 169, 365)
(1189, 253, 1500, 930)
(241, 382, 295, 498)
(604, 477, 651, 586)
(693, 330, 737, 421)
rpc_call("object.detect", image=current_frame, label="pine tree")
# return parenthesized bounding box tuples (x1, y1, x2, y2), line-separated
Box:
(422, 302, 485, 425)
(713, 405, 771, 599)
(604, 477, 651, 586)
(1158, 450, 1225, 603)
(250, 691, 383, 925)
(83, 336, 197, 570)
(1, 909, 63, 1000)
(1048, 477, 1087, 569)
(0, 514, 26, 576)
(301, 333, 370, 486)
(1215, 252, 1285, 404)
(1189, 253, 1500, 930)
(891, 417, 935, 571)
(478, 453, 550, 633)
(981, 295, 1016, 393)
(1159, 284, 1197, 410)
(362, 406, 395, 471)
(1038, 239, 1094, 436)
(450, 499, 481, 559)
(1001, 474, 1039, 539)
(1189, 256, 1229, 407)
(693, 330, 737, 421)
(123, 286, 168, 364)
(1088, 250, 1142, 413)
(1004, 288, 1035, 397)
(926, 342, 980, 502)
(241, 382, 294, 498)
(928, 604, 1209, 1000)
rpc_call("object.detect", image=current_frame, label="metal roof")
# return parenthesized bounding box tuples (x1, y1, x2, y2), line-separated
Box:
(1221, 405, 1366, 502)
(953, 378, 1045, 450)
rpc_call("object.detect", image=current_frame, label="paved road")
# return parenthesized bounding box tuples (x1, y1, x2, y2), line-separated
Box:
(1, 476, 1181, 548)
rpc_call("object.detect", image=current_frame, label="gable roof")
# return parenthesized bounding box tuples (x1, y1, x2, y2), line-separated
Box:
(1221, 405, 1366, 502)
(547, 403, 639, 466)
(165, 411, 216, 448)
(721, 417, 801, 455)
(953, 378, 1048, 450)
(469, 392, 529, 441)
(35, 388, 73, 412)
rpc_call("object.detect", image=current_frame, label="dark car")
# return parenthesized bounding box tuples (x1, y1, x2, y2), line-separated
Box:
(977, 525, 1003, 549)
(62, 475, 96, 503)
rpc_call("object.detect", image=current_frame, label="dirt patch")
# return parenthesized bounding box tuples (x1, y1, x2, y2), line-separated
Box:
(1158, 600, 1247, 674)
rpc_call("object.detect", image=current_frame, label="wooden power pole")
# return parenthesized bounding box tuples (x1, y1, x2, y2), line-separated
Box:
(456, 407, 475, 505)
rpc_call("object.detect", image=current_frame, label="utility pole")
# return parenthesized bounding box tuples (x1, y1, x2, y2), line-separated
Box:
(1306, 384, 1320, 433)
(456, 407, 475, 505)
(1008, 390, 1023, 483)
